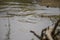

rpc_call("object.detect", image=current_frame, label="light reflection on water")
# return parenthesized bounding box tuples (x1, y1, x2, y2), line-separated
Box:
(0, 2, 60, 16)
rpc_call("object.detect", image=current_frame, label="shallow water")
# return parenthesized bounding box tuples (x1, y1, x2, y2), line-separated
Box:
(0, 2, 60, 40)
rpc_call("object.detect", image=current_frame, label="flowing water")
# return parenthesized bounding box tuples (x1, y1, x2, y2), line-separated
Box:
(0, 2, 60, 40)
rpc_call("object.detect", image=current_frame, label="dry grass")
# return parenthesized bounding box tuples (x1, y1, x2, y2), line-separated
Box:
(39, 0, 60, 8)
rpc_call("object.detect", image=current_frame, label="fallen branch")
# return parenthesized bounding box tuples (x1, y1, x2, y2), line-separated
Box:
(52, 19, 60, 38)
(30, 31, 41, 39)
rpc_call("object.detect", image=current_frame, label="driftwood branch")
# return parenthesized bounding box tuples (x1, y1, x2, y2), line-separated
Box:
(30, 19, 60, 40)
(52, 19, 60, 37)
(30, 31, 41, 39)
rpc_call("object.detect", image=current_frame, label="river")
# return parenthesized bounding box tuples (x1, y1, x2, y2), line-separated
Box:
(0, 2, 60, 40)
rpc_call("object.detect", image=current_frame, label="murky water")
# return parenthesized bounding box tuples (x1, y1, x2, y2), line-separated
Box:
(0, 2, 60, 40)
